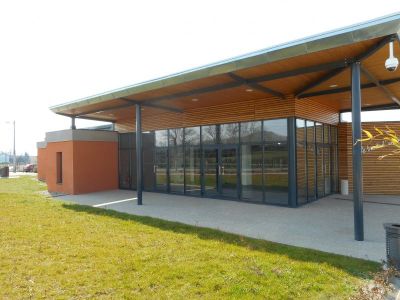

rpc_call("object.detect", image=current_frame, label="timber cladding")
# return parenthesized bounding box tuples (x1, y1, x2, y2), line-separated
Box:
(339, 121, 400, 195)
(115, 96, 339, 132)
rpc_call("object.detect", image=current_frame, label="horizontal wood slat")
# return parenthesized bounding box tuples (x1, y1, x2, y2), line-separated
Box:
(339, 122, 400, 195)
(116, 96, 339, 132)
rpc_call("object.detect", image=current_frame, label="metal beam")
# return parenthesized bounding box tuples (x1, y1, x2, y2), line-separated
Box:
(295, 67, 348, 99)
(295, 34, 396, 99)
(119, 98, 183, 113)
(351, 62, 364, 241)
(361, 66, 400, 106)
(71, 116, 76, 130)
(143, 61, 351, 104)
(144, 81, 242, 104)
(250, 60, 351, 83)
(228, 73, 285, 99)
(288, 117, 297, 207)
(136, 104, 143, 205)
(298, 77, 400, 99)
(340, 103, 400, 113)
(57, 112, 115, 123)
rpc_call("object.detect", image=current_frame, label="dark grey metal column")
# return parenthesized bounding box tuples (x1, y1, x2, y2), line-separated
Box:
(351, 62, 364, 241)
(136, 104, 143, 205)
(71, 117, 76, 130)
(288, 117, 297, 207)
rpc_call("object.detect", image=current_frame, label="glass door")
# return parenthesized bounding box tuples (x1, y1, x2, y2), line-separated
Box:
(203, 146, 219, 197)
(155, 147, 168, 191)
(220, 146, 239, 198)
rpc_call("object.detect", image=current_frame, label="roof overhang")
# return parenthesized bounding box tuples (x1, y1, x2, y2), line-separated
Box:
(50, 13, 400, 123)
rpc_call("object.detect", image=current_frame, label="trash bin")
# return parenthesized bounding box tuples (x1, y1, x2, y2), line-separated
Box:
(383, 223, 400, 270)
(341, 179, 349, 195)
(0, 166, 9, 178)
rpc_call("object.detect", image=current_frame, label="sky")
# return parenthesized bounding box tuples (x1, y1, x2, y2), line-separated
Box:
(1, 1, 400, 155)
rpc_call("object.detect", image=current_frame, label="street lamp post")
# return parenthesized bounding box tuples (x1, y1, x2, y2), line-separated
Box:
(12, 120, 16, 173)
(5, 121, 16, 173)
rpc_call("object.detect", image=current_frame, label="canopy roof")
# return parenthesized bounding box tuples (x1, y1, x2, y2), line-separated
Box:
(50, 13, 400, 124)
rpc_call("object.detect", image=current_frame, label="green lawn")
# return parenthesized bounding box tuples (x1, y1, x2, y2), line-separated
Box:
(0, 177, 379, 299)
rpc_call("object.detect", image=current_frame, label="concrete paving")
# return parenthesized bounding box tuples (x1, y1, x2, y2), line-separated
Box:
(58, 191, 400, 262)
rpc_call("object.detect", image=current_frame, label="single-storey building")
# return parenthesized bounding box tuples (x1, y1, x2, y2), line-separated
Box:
(38, 13, 400, 241)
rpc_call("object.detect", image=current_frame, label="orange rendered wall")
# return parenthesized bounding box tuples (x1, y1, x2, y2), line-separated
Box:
(37, 147, 47, 181)
(72, 141, 118, 194)
(45, 141, 74, 194)
(42, 140, 118, 195)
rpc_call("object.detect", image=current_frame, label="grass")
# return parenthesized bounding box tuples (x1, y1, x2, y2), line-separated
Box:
(0, 176, 379, 299)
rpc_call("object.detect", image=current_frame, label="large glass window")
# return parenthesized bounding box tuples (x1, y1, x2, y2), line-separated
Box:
(240, 121, 263, 202)
(323, 125, 331, 195)
(315, 123, 324, 198)
(263, 119, 288, 205)
(155, 130, 168, 191)
(169, 128, 184, 194)
(184, 127, 201, 195)
(296, 119, 307, 205)
(331, 126, 339, 193)
(220, 123, 239, 144)
(306, 121, 316, 201)
(241, 121, 262, 143)
(202, 125, 218, 144)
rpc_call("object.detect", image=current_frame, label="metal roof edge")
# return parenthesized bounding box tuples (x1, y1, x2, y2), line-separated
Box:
(50, 12, 400, 114)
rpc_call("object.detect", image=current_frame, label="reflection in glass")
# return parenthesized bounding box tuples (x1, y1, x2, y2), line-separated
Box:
(263, 119, 288, 205)
(296, 119, 307, 205)
(240, 121, 262, 143)
(184, 127, 200, 146)
(169, 128, 184, 194)
(220, 123, 239, 144)
(203, 147, 218, 196)
(202, 125, 218, 144)
(315, 123, 324, 198)
(221, 147, 238, 198)
(155, 130, 168, 191)
(185, 147, 201, 195)
(263, 119, 287, 142)
(241, 144, 263, 202)
(306, 121, 316, 201)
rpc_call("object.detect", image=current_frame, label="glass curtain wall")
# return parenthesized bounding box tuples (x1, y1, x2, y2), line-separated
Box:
(296, 119, 307, 205)
(120, 117, 338, 207)
(119, 133, 132, 189)
(296, 119, 338, 204)
(240, 121, 263, 202)
(323, 125, 331, 195)
(263, 119, 288, 205)
(315, 123, 324, 198)
(169, 128, 184, 194)
(306, 121, 316, 201)
(220, 123, 239, 198)
(155, 130, 168, 192)
(184, 127, 201, 195)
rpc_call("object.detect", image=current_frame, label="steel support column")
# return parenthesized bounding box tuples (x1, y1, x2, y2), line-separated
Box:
(351, 62, 364, 241)
(136, 104, 143, 205)
(288, 117, 297, 207)
(71, 117, 76, 130)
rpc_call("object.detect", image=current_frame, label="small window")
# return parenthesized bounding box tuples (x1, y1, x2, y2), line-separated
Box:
(56, 152, 63, 184)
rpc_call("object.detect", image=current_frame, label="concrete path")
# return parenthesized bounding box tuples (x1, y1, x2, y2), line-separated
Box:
(58, 191, 400, 262)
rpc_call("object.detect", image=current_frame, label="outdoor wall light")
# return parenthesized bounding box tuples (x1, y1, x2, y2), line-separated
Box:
(385, 41, 399, 72)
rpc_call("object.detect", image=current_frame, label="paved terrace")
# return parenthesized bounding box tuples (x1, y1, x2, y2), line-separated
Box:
(58, 191, 400, 262)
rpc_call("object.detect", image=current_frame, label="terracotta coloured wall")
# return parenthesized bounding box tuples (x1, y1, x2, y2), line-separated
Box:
(38, 130, 118, 195)
(45, 141, 75, 194)
(37, 146, 47, 181)
(339, 121, 400, 195)
(72, 141, 118, 194)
